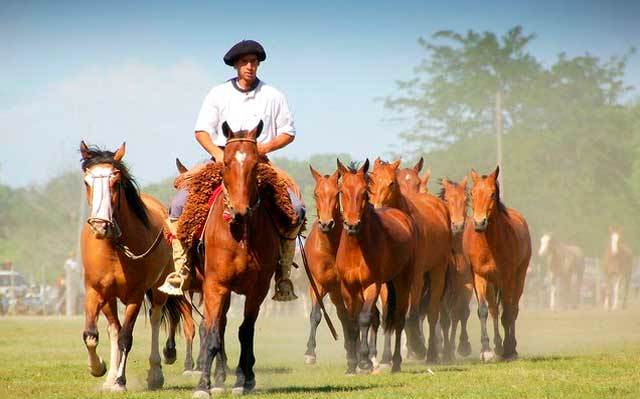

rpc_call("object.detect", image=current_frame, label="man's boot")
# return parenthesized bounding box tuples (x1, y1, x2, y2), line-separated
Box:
(272, 238, 298, 301)
(158, 218, 191, 296)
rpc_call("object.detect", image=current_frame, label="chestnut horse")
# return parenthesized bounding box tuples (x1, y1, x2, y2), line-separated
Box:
(463, 166, 531, 361)
(80, 142, 184, 391)
(602, 226, 633, 310)
(304, 166, 383, 367)
(336, 159, 417, 373)
(194, 121, 283, 397)
(437, 177, 474, 360)
(538, 233, 585, 310)
(380, 158, 451, 362)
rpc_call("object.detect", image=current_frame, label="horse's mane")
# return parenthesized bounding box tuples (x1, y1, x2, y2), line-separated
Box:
(81, 145, 150, 228)
(346, 161, 361, 173)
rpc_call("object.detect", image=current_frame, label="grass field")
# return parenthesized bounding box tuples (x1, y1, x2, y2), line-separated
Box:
(1, 304, 639, 399)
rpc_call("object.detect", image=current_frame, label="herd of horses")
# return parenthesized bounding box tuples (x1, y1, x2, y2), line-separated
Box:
(77, 123, 634, 397)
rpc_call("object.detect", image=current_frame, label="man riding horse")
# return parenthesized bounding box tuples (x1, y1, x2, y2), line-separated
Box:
(159, 40, 304, 301)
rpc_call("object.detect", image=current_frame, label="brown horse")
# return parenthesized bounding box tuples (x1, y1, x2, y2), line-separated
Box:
(538, 233, 585, 310)
(603, 226, 633, 310)
(438, 177, 473, 360)
(336, 159, 417, 373)
(372, 158, 451, 362)
(463, 166, 531, 361)
(194, 121, 284, 397)
(303, 166, 382, 365)
(80, 142, 184, 391)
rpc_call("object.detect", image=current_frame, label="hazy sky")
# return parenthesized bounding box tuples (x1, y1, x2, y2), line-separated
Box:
(1, 0, 639, 187)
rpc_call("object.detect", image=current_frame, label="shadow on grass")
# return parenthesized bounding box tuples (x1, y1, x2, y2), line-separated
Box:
(254, 366, 293, 374)
(256, 383, 383, 395)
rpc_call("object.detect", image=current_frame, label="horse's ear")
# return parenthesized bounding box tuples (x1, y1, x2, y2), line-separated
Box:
(329, 168, 340, 182)
(414, 157, 424, 173)
(337, 159, 347, 176)
(360, 159, 370, 175)
(491, 165, 500, 181)
(176, 158, 188, 174)
(421, 168, 431, 185)
(309, 165, 322, 182)
(80, 141, 91, 160)
(251, 120, 264, 139)
(441, 176, 449, 186)
(470, 169, 480, 184)
(460, 175, 468, 189)
(222, 121, 232, 139)
(113, 142, 126, 162)
(391, 159, 401, 170)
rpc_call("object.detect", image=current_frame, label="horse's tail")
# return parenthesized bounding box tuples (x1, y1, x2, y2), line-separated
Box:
(163, 295, 188, 332)
(383, 280, 397, 333)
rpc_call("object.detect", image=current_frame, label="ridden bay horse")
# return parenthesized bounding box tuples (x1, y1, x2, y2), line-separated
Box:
(194, 121, 283, 397)
(438, 177, 474, 360)
(602, 226, 633, 310)
(336, 159, 417, 373)
(464, 166, 531, 361)
(80, 141, 184, 391)
(369, 158, 450, 363)
(537, 233, 585, 310)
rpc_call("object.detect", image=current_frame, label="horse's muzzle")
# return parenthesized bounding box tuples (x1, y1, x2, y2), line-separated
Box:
(319, 219, 335, 233)
(88, 219, 117, 239)
(474, 218, 488, 232)
(344, 220, 361, 235)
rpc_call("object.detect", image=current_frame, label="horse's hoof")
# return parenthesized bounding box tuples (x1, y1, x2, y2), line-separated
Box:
(391, 364, 401, 373)
(110, 384, 127, 393)
(192, 389, 211, 399)
(163, 347, 177, 365)
(457, 341, 472, 357)
(89, 359, 107, 377)
(304, 354, 317, 365)
(370, 356, 380, 369)
(101, 380, 116, 391)
(378, 362, 391, 371)
(502, 351, 518, 362)
(357, 367, 372, 375)
(147, 373, 165, 390)
(480, 350, 496, 363)
(210, 386, 225, 395)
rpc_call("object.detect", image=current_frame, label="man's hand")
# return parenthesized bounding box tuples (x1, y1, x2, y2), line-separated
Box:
(258, 133, 294, 156)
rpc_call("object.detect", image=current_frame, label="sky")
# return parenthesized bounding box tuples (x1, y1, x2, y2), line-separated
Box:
(1, 0, 639, 187)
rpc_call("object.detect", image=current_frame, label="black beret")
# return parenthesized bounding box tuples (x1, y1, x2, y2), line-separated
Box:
(223, 40, 266, 66)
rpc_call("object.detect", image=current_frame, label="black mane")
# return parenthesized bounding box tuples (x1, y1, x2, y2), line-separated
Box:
(81, 145, 150, 228)
(481, 174, 508, 213)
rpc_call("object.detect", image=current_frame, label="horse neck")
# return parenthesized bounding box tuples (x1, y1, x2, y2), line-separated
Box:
(114, 195, 151, 246)
(483, 207, 509, 244)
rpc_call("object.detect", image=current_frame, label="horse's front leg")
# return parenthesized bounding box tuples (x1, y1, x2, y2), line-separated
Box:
(233, 284, 268, 395)
(112, 300, 144, 392)
(100, 298, 122, 389)
(212, 295, 231, 394)
(194, 285, 229, 398)
(181, 303, 197, 374)
(368, 304, 380, 369)
(357, 284, 379, 373)
(305, 285, 324, 365)
(147, 292, 171, 390)
(474, 274, 495, 362)
(82, 288, 107, 378)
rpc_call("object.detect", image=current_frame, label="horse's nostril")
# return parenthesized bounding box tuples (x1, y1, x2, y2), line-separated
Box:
(328, 220, 335, 229)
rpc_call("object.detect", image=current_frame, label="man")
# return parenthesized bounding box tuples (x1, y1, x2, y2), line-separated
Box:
(159, 40, 304, 301)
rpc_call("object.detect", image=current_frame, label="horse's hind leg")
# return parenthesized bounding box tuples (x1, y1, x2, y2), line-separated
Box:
(304, 285, 324, 365)
(147, 300, 166, 390)
(356, 284, 379, 373)
(425, 269, 446, 364)
(163, 300, 180, 366)
(440, 304, 454, 363)
(100, 299, 121, 389)
(181, 303, 196, 374)
(456, 295, 472, 357)
(487, 286, 503, 357)
(83, 288, 107, 378)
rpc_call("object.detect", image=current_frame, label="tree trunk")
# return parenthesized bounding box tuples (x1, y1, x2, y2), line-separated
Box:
(494, 90, 504, 199)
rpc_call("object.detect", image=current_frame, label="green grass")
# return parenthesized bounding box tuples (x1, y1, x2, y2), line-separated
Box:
(1, 304, 639, 398)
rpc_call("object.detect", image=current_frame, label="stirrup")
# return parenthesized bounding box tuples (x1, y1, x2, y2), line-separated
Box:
(158, 272, 186, 296)
(272, 278, 297, 302)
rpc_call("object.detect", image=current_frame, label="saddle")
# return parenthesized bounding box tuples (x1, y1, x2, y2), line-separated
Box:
(176, 161, 302, 255)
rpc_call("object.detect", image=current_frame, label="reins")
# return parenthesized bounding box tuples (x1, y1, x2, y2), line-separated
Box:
(114, 227, 165, 260)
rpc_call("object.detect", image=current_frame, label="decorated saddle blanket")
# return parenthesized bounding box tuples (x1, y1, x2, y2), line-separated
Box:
(176, 161, 301, 251)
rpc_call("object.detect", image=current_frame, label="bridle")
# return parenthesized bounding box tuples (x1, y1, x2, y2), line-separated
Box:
(84, 167, 164, 260)
(221, 137, 262, 219)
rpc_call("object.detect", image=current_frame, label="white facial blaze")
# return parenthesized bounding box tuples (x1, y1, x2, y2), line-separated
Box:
(85, 165, 115, 222)
(235, 151, 247, 165)
(611, 232, 619, 255)
(539, 234, 550, 257)
(405, 175, 411, 181)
